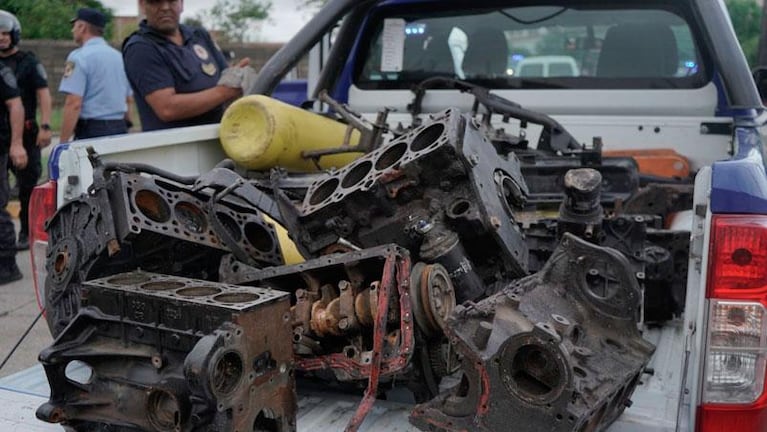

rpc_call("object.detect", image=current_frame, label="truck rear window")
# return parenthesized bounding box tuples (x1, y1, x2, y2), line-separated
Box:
(354, 3, 709, 90)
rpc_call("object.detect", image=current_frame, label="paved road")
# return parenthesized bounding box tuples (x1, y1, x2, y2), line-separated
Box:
(0, 141, 59, 378)
(0, 224, 53, 378)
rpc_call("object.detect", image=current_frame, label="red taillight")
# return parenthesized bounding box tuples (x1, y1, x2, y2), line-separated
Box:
(698, 215, 767, 432)
(707, 215, 767, 298)
(29, 181, 56, 312)
(698, 405, 767, 432)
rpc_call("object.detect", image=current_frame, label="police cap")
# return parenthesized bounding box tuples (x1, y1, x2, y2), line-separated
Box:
(70, 8, 107, 28)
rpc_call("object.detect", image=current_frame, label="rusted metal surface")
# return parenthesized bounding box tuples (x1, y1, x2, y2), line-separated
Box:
(410, 234, 656, 432)
(278, 109, 530, 296)
(44, 165, 285, 337)
(222, 245, 418, 385)
(36, 272, 295, 432)
(345, 256, 395, 432)
(37, 91, 704, 432)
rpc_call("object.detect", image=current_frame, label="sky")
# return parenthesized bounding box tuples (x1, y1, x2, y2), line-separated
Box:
(100, 0, 314, 42)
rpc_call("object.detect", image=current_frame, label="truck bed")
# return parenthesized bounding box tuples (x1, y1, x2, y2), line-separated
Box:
(0, 325, 686, 431)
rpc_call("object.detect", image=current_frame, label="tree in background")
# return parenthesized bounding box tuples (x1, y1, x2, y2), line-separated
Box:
(303, 0, 329, 7)
(758, 0, 767, 67)
(202, 0, 271, 43)
(182, 17, 205, 29)
(0, 0, 112, 40)
(726, 0, 760, 67)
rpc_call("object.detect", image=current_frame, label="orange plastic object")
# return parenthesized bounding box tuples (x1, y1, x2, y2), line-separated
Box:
(603, 149, 690, 178)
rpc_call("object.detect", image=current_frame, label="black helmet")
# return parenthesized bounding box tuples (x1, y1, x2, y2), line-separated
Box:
(0, 11, 21, 48)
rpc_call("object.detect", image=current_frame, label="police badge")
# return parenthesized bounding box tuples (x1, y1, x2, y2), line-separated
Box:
(63, 61, 75, 79)
(0, 66, 16, 89)
(36, 63, 48, 81)
(193, 44, 210, 61)
(202, 63, 217, 76)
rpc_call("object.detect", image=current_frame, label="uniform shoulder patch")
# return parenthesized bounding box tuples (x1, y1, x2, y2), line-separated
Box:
(0, 66, 17, 89)
(36, 63, 48, 81)
(63, 61, 76, 78)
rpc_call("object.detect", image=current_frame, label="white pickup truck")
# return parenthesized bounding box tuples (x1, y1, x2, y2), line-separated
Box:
(2, 1, 765, 431)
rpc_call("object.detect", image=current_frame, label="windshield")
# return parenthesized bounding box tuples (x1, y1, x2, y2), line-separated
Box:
(354, 3, 707, 90)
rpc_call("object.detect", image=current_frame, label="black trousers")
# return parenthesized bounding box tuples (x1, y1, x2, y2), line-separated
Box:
(9, 121, 41, 236)
(75, 118, 127, 140)
(0, 148, 17, 259)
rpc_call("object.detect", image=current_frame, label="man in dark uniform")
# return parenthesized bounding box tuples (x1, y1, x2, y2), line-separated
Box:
(0, 10, 52, 250)
(0, 57, 27, 284)
(123, 0, 256, 131)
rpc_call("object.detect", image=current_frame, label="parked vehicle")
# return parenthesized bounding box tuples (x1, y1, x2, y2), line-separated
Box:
(2, 0, 764, 431)
(515, 55, 580, 77)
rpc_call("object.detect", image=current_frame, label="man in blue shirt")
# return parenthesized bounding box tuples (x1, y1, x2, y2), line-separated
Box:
(123, 0, 255, 131)
(59, 8, 132, 142)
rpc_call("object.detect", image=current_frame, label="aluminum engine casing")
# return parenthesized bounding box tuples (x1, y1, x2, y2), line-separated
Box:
(37, 272, 296, 432)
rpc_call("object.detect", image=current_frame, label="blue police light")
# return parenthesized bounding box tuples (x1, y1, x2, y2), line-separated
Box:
(405, 23, 427, 36)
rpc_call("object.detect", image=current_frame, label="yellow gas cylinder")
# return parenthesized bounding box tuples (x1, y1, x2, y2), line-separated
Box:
(262, 214, 304, 265)
(219, 95, 362, 171)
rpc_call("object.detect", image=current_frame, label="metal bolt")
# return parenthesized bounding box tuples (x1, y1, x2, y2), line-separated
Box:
(151, 355, 163, 369)
(573, 347, 593, 359)
(506, 293, 521, 309)
(551, 314, 571, 336)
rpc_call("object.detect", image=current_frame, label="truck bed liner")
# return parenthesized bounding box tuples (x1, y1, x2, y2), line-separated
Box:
(0, 325, 685, 431)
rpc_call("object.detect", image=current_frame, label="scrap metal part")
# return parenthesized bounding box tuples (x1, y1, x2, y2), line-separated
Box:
(410, 234, 656, 432)
(112, 170, 284, 266)
(221, 245, 456, 387)
(525, 212, 690, 323)
(44, 167, 284, 336)
(37, 272, 296, 432)
(278, 109, 530, 302)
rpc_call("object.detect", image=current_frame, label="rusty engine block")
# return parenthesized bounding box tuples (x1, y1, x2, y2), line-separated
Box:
(37, 272, 295, 432)
(220, 244, 462, 406)
(278, 108, 530, 303)
(410, 234, 656, 432)
(44, 163, 285, 336)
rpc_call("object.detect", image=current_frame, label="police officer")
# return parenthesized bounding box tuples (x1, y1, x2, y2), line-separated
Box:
(0, 59, 26, 284)
(123, 0, 256, 131)
(0, 10, 52, 250)
(59, 8, 132, 142)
